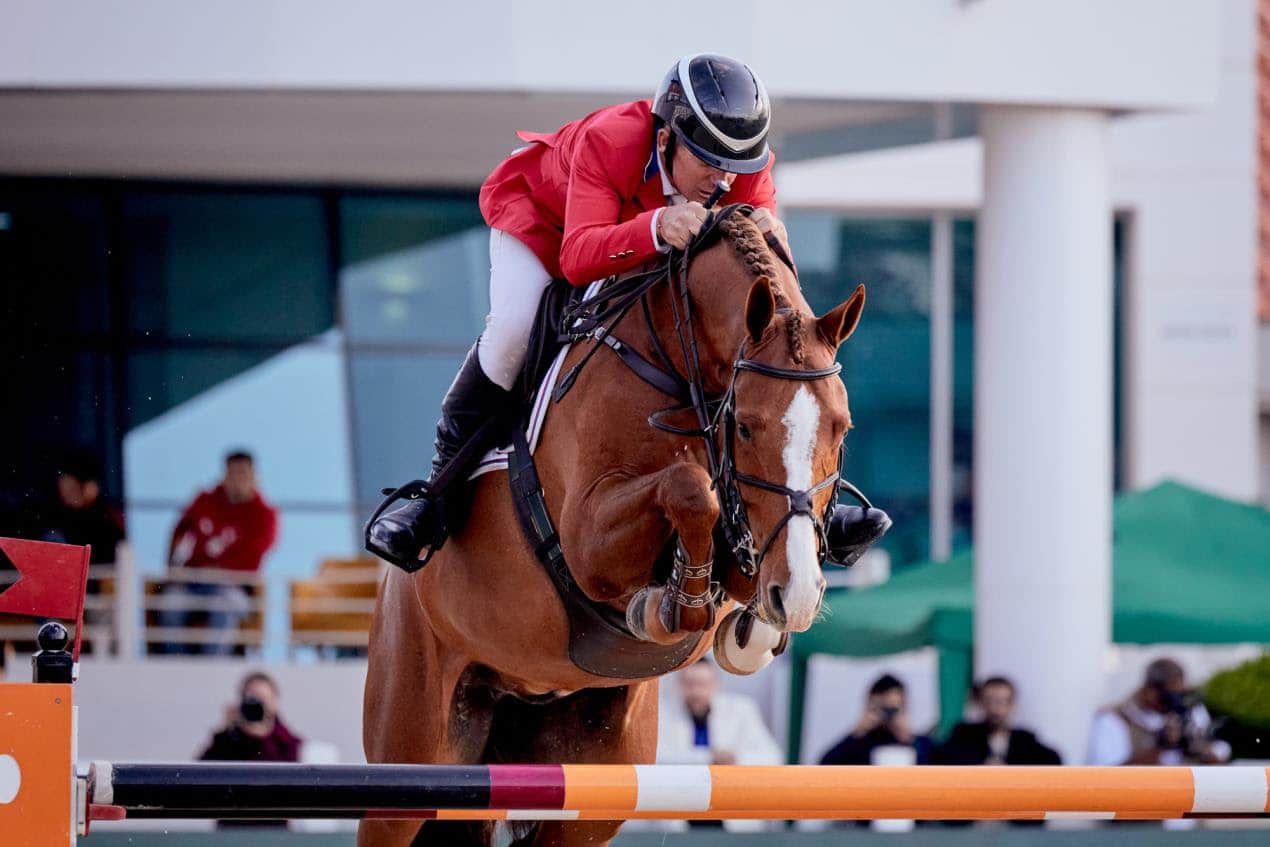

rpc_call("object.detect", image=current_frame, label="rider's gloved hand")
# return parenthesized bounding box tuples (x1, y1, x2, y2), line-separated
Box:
(748, 207, 790, 255)
(656, 202, 709, 250)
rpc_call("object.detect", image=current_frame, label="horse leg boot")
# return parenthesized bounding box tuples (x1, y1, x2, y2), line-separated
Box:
(365, 344, 512, 571)
(624, 463, 721, 643)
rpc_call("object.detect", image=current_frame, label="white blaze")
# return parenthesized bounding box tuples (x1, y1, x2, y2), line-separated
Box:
(780, 385, 823, 630)
(0, 754, 20, 804)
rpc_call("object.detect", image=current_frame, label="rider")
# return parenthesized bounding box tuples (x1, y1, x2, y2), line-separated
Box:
(366, 53, 890, 572)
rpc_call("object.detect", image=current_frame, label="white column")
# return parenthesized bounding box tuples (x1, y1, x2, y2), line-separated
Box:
(975, 107, 1112, 764)
(929, 213, 953, 562)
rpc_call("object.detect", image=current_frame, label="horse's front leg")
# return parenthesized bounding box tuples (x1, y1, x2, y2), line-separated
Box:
(561, 461, 719, 643)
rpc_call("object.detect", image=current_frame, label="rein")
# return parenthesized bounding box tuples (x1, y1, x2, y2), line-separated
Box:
(558, 205, 850, 584)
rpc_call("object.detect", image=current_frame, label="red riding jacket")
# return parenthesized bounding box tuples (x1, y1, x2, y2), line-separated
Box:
(479, 100, 777, 285)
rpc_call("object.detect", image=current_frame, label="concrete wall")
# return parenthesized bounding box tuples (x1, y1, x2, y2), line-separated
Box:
(1114, 0, 1260, 499)
(2, 1, 1217, 109)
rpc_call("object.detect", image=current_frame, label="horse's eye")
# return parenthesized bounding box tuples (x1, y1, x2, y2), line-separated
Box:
(737, 422, 753, 441)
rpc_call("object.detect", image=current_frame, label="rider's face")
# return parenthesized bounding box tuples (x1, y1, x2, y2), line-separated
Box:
(658, 128, 737, 204)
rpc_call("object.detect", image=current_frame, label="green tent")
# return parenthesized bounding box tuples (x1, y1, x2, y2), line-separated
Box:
(787, 480, 1270, 760)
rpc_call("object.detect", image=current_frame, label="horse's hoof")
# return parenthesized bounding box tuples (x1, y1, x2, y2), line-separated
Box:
(713, 607, 785, 675)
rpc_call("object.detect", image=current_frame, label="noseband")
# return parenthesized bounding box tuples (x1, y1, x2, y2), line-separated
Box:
(561, 205, 853, 581)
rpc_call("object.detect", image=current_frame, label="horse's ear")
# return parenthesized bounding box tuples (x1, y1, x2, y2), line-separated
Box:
(817, 284, 866, 348)
(745, 276, 776, 344)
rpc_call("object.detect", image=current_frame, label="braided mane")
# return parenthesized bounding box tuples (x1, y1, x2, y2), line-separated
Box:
(716, 213, 805, 363)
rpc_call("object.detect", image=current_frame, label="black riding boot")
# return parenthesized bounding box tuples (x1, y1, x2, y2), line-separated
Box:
(365, 345, 512, 571)
(825, 503, 892, 568)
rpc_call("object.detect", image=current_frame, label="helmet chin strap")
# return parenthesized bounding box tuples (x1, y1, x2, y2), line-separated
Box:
(661, 131, 677, 182)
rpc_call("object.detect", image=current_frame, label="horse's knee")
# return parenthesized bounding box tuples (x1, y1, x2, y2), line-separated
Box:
(657, 463, 719, 533)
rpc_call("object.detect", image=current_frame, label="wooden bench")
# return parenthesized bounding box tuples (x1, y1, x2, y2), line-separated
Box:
(289, 557, 382, 655)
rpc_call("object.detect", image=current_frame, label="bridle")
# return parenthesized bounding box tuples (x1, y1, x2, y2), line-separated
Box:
(559, 204, 849, 582)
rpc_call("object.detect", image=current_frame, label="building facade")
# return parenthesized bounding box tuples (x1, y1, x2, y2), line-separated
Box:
(1, 0, 1258, 762)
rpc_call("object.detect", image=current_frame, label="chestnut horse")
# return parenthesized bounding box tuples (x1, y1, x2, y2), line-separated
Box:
(361, 211, 866, 847)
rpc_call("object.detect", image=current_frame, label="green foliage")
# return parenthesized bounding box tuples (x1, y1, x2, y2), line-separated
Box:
(1204, 654, 1270, 730)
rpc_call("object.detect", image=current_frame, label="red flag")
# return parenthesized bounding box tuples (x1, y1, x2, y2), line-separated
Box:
(0, 537, 91, 656)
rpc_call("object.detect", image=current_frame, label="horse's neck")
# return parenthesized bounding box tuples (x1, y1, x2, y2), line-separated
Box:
(621, 272, 734, 392)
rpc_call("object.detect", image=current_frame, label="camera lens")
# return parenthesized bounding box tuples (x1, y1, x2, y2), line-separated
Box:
(240, 696, 265, 722)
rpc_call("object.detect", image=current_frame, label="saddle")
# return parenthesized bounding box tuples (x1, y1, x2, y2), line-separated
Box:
(504, 275, 705, 679)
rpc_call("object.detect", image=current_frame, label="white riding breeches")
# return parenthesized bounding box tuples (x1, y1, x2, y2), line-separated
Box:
(477, 229, 555, 391)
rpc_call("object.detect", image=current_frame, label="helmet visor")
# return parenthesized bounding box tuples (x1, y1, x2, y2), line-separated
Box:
(674, 123, 771, 175)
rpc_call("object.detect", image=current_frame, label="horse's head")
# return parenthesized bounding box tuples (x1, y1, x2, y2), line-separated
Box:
(686, 213, 865, 632)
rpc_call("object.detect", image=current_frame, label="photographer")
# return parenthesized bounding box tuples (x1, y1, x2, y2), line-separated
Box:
(1087, 658, 1231, 765)
(819, 674, 933, 766)
(200, 671, 302, 764)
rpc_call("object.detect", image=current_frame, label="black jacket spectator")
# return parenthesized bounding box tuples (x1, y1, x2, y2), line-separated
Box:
(933, 721, 1061, 765)
(820, 726, 934, 766)
(200, 720, 302, 763)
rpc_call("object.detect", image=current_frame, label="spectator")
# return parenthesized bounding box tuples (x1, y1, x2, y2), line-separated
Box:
(160, 451, 278, 654)
(1087, 658, 1232, 765)
(199, 671, 302, 828)
(934, 676, 1061, 765)
(820, 673, 934, 766)
(34, 450, 124, 564)
(657, 659, 781, 833)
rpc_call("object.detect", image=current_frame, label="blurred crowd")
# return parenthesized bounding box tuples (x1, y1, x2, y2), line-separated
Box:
(1, 447, 278, 655)
(646, 655, 1239, 831)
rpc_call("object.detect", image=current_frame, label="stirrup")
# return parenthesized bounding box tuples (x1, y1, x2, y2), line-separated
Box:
(364, 480, 445, 572)
(824, 479, 892, 568)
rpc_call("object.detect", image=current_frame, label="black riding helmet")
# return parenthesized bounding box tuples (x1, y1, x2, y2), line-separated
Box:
(652, 53, 772, 175)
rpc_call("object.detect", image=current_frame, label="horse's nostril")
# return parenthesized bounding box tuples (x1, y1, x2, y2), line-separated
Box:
(768, 585, 785, 620)
(817, 581, 827, 607)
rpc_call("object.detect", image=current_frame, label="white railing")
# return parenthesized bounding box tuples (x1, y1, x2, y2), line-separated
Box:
(0, 543, 383, 660)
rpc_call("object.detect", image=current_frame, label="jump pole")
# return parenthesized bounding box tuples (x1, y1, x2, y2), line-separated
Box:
(86, 761, 1270, 823)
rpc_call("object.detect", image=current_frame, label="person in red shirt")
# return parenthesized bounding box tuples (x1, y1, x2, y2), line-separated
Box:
(161, 451, 278, 654)
(366, 54, 889, 573)
(169, 450, 278, 572)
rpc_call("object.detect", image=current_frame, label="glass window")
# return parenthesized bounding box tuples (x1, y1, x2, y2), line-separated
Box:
(788, 213, 933, 567)
(0, 186, 119, 499)
(338, 193, 489, 516)
(120, 191, 332, 346)
(346, 352, 467, 513)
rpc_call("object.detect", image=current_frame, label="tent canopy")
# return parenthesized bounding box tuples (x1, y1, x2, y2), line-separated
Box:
(787, 481, 1270, 757)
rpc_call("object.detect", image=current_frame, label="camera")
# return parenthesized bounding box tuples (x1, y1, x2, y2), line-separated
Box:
(877, 705, 901, 723)
(240, 695, 266, 723)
